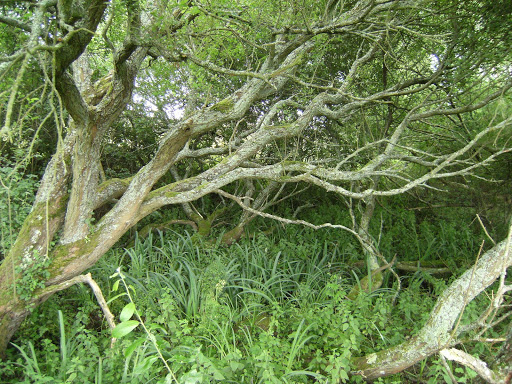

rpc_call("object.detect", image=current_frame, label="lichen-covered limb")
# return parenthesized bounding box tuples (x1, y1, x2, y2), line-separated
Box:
(78, 273, 116, 334)
(128, 219, 198, 245)
(92, 177, 134, 209)
(139, 111, 512, 219)
(41, 272, 116, 329)
(440, 348, 501, 384)
(351, 237, 512, 380)
(222, 181, 281, 245)
(346, 257, 396, 300)
(0, 130, 75, 356)
(37, 273, 117, 346)
(394, 262, 452, 275)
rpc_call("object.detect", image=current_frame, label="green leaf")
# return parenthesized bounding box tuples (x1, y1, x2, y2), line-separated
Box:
(181, 369, 204, 384)
(112, 279, 120, 292)
(189, 6, 200, 15)
(134, 355, 159, 375)
(106, 292, 126, 304)
(229, 361, 244, 372)
(124, 336, 146, 358)
(112, 320, 139, 338)
(109, 271, 119, 279)
(120, 302, 136, 322)
(339, 370, 349, 381)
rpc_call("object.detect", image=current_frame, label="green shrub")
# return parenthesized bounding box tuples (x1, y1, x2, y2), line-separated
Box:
(0, 159, 39, 259)
(3, 220, 492, 383)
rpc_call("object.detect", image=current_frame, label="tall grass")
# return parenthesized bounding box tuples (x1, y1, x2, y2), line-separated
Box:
(3, 217, 489, 383)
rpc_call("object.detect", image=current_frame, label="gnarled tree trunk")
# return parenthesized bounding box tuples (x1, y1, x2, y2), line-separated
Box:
(0, 1, 315, 355)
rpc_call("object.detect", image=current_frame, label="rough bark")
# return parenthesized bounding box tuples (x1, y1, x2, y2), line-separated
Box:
(352, 237, 512, 380)
(0, 4, 318, 355)
(1, 0, 511, 369)
(0, 0, 142, 355)
(0, 130, 75, 356)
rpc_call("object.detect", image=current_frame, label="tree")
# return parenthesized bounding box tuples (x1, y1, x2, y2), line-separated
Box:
(0, 0, 511, 381)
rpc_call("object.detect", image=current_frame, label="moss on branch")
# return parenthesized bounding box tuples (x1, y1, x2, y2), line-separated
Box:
(97, 177, 133, 194)
(211, 98, 235, 113)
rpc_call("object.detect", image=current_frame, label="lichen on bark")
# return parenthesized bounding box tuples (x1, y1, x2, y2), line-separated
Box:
(211, 97, 235, 113)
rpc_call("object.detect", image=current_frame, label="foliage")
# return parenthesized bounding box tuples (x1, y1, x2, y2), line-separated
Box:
(0, 0, 511, 381)
(2, 212, 502, 383)
(0, 159, 39, 259)
(14, 249, 51, 303)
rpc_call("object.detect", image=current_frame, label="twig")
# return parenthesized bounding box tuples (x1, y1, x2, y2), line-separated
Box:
(214, 189, 361, 238)
(477, 214, 496, 246)
(42, 273, 117, 346)
(439, 352, 458, 384)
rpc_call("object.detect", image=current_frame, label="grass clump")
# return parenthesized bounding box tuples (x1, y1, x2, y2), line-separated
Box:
(1, 217, 494, 383)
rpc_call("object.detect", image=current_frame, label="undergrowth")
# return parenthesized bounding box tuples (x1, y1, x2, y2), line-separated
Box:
(0, 217, 493, 383)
